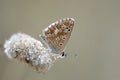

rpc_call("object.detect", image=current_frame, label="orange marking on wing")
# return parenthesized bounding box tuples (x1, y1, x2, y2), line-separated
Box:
(49, 36, 55, 40)
(61, 31, 67, 35)
(56, 25, 62, 29)
(58, 39, 64, 44)
(45, 31, 51, 35)
(63, 22, 70, 26)
(64, 21, 74, 27)
(70, 23, 74, 27)
(49, 27, 55, 34)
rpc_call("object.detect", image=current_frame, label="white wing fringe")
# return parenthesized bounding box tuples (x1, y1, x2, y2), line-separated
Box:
(4, 33, 61, 73)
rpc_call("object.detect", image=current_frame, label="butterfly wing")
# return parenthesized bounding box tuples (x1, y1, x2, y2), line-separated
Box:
(41, 18, 75, 54)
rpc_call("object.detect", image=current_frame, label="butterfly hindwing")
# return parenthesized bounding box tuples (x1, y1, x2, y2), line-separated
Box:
(41, 18, 74, 54)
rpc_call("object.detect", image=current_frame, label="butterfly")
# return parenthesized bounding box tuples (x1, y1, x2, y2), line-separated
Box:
(40, 18, 75, 57)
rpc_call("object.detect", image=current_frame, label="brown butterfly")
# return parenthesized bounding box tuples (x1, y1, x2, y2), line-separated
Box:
(40, 18, 75, 57)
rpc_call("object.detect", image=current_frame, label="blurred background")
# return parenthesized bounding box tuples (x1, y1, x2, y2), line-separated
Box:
(0, 0, 120, 80)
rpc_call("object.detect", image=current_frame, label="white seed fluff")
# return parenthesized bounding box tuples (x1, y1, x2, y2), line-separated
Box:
(4, 33, 60, 73)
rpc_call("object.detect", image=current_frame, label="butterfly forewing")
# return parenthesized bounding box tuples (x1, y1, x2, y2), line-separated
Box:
(41, 18, 74, 54)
